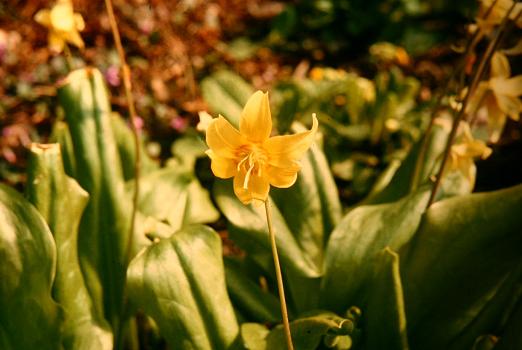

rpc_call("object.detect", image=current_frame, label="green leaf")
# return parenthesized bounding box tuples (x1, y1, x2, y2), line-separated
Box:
(365, 247, 409, 350)
(127, 225, 239, 350)
(130, 166, 219, 232)
(215, 141, 341, 313)
(320, 189, 430, 312)
(266, 312, 355, 350)
(494, 298, 522, 350)
(214, 185, 318, 280)
(239, 323, 270, 350)
(26, 143, 113, 350)
(110, 112, 158, 181)
(363, 122, 448, 205)
(57, 67, 131, 328)
(0, 184, 63, 350)
(270, 141, 341, 268)
(201, 70, 254, 128)
(224, 257, 281, 323)
(50, 120, 76, 177)
(400, 184, 522, 350)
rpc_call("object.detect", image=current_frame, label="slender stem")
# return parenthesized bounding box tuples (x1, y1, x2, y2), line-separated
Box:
(425, 3, 519, 209)
(410, 0, 500, 192)
(62, 43, 74, 71)
(104, 0, 141, 347)
(264, 199, 294, 350)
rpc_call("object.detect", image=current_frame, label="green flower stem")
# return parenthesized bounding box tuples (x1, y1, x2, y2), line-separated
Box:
(264, 198, 294, 350)
(62, 43, 74, 71)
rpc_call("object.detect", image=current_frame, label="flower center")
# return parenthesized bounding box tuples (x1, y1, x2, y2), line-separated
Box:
(236, 145, 267, 190)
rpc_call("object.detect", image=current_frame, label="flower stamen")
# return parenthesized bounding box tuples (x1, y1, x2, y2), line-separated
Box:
(237, 154, 249, 171)
(243, 161, 255, 189)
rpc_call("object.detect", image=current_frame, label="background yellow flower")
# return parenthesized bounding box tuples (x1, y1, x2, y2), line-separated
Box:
(468, 52, 522, 142)
(34, 0, 85, 52)
(448, 122, 492, 187)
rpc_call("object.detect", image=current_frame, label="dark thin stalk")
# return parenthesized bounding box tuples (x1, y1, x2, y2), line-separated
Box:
(410, 0, 499, 192)
(425, 3, 519, 209)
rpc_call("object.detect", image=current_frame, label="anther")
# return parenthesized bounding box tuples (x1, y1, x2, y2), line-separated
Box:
(243, 162, 255, 189)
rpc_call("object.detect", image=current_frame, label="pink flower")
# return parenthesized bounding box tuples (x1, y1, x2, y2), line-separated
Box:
(105, 65, 121, 87)
(170, 117, 188, 132)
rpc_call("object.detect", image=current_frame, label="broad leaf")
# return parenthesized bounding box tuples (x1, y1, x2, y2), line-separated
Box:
(239, 323, 270, 350)
(58, 67, 131, 327)
(266, 312, 355, 350)
(365, 247, 409, 350)
(129, 165, 219, 232)
(494, 298, 522, 350)
(214, 143, 340, 312)
(225, 257, 281, 323)
(321, 189, 430, 312)
(0, 184, 62, 350)
(50, 120, 76, 177)
(363, 121, 449, 205)
(127, 225, 239, 350)
(26, 143, 113, 350)
(201, 70, 254, 127)
(110, 112, 158, 181)
(400, 184, 522, 350)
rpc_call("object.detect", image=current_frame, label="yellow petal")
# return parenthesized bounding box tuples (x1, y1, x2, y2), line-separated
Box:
(264, 114, 318, 168)
(490, 76, 522, 97)
(63, 30, 84, 49)
(50, 2, 76, 32)
(197, 111, 214, 132)
(495, 94, 522, 120)
(233, 169, 270, 204)
(466, 82, 489, 114)
(491, 52, 510, 78)
(74, 13, 85, 31)
(206, 150, 237, 179)
(266, 165, 299, 188)
(459, 158, 476, 185)
(48, 32, 65, 53)
(34, 9, 51, 27)
(206, 116, 244, 158)
(239, 91, 272, 143)
(486, 101, 507, 143)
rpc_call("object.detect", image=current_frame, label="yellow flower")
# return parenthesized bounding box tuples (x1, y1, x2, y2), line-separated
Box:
(205, 91, 318, 204)
(468, 52, 522, 142)
(447, 122, 492, 186)
(471, 0, 522, 37)
(34, 0, 85, 52)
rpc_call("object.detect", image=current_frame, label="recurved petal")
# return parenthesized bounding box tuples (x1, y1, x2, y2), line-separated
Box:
(50, 2, 75, 31)
(63, 30, 84, 49)
(206, 116, 244, 158)
(34, 9, 51, 27)
(490, 76, 522, 97)
(266, 164, 299, 188)
(233, 169, 270, 204)
(239, 91, 272, 143)
(264, 114, 318, 168)
(48, 32, 65, 53)
(491, 52, 510, 78)
(206, 150, 237, 179)
(74, 13, 85, 31)
(486, 102, 507, 143)
(466, 82, 489, 114)
(495, 94, 522, 121)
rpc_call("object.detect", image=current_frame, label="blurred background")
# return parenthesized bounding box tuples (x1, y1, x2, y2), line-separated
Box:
(1, 0, 521, 204)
